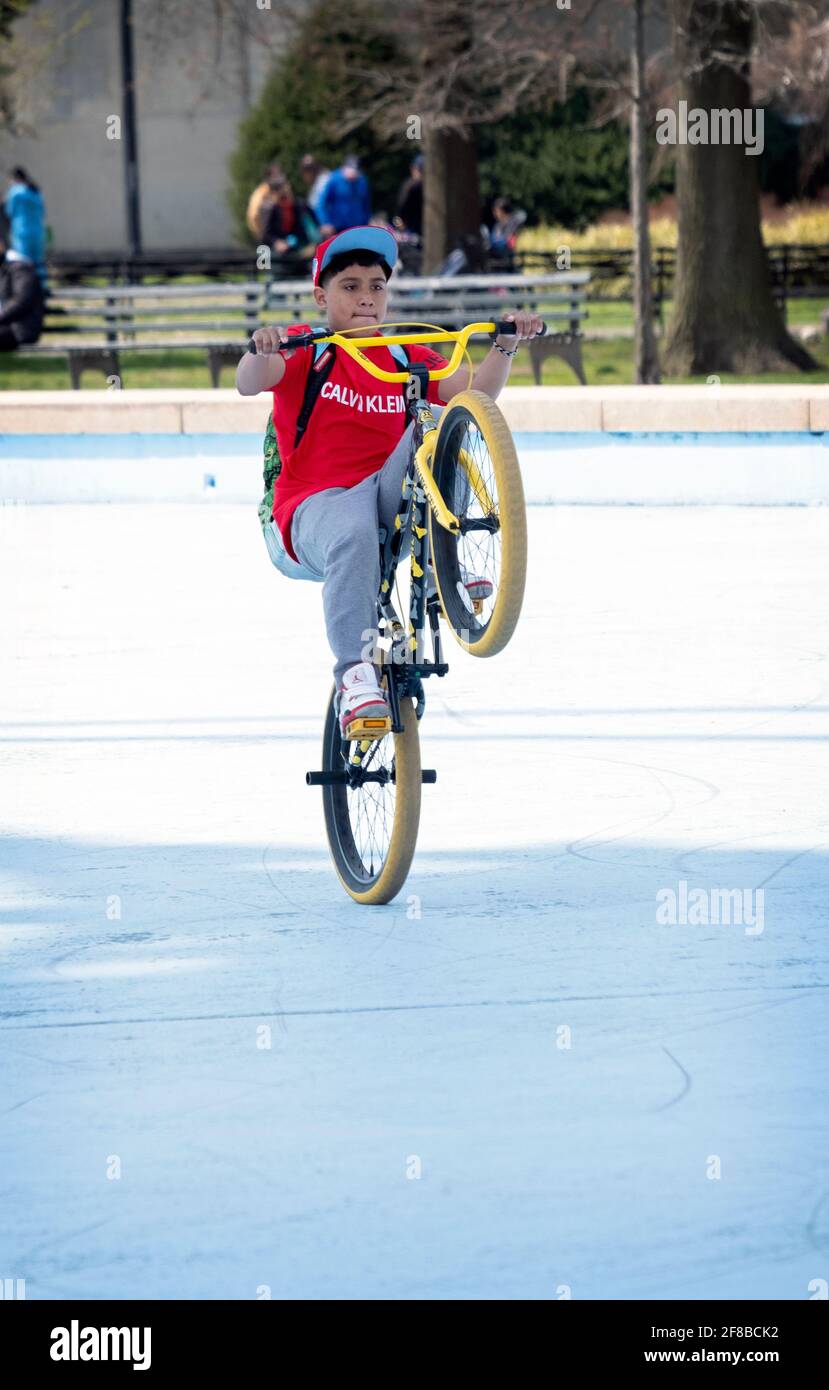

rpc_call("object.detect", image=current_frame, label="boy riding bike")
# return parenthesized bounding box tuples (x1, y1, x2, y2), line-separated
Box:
(236, 225, 541, 735)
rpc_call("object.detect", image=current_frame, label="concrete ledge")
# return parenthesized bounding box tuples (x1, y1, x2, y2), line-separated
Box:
(0, 389, 269, 436)
(499, 388, 603, 433)
(1, 384, 828, 435)
(180, 397, 272, 435)
(810, 394, 829, 432)
(600, 385, 814, 433)
(0, 394, 186, 434)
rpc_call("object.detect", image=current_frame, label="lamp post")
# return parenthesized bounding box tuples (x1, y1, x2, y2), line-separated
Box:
(119, 0, 142, 259)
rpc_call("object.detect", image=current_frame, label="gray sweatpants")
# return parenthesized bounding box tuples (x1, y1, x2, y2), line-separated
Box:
(291, 408, 443, 687)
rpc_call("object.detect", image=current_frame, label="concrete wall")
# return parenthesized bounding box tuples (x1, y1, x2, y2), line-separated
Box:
(2, 387, 828, 508)
(0, 1, 127, 250)
(2, 384, 828, 434)
(0, 0, 297, 253)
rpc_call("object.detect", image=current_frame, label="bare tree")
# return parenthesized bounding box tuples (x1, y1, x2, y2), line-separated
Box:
(0, 0, 91, 133)
(136, 0, 293, 108)
(0, 0, 36, 128)
(575, 0, 826, 374)
(135, 0, 829, 381)
(631, 0, 662, 382)
(752, 1, 829, 189)
(335, 0, 579, 269)
(663, 0, 817, 373)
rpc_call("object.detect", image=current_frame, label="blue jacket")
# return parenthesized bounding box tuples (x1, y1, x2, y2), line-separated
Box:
(317, 169, 371, 232)
(3, 182, 47, 285)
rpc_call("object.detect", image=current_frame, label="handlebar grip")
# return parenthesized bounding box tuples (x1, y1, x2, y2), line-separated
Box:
(491, 319, 547, 339)
(247, 333, 316, 355)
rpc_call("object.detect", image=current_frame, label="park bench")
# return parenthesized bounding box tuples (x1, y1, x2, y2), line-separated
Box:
(390, 272, 589, 384)
(19, 282, 266, 388)
(18, 271, 589, 387)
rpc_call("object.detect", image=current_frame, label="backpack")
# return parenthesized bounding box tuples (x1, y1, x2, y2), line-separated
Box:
(257, 330, 412, 538)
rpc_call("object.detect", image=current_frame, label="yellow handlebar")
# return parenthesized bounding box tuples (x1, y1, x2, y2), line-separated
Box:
(319, 322, 498, 384)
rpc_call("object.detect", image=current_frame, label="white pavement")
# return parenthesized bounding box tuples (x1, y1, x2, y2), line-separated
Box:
(1, 502, 827, 1300)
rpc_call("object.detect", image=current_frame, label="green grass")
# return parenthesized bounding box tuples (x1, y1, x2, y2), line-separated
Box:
(533, 338, 829, 386)
(765, 297, 828, 327)
(448, 338, 829, 386)
(584, 296, 829, 331)
(0, 350, 223, 391)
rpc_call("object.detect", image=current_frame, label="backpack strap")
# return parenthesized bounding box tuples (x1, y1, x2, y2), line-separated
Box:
(388, 342, 412, 406)
(294, 340, 337, 451)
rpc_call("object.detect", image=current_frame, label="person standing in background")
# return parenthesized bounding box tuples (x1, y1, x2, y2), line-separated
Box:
(0, 219, 45, 350)
(299, 154, 331, 222)
(261, 175, 320, 275)
(395, 153, 423, 237)
(489, 195, 527, 265)
(246, 161, 286, 242)
(316, 155, 371, 236)
(3, 167, 47, 289)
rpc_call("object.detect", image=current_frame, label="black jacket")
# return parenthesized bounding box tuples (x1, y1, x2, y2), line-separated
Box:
(0, 255, 45, 343)
(396, 176, 423, 235)
(261, 198, 319, 250)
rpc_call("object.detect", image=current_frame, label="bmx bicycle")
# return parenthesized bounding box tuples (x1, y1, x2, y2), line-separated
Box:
(252, 319, 543, 904)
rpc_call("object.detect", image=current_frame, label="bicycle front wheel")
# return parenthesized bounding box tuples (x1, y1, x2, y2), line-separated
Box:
(321, 684, 421, 905)
(428, 389, 527, 658)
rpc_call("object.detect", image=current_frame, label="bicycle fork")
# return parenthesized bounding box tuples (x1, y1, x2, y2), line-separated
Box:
(379, 397, 450, 732)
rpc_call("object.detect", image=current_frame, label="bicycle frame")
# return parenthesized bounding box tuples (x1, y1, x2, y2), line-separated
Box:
(280, 320, 512, 741)
(375, 370, 448, 736)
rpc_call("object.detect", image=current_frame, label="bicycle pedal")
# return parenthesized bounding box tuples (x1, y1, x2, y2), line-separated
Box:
(345, 716, 392, 741)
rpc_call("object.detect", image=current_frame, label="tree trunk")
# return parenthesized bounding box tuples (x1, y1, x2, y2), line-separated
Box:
(422, 124, 481, 273)
(663, 0, 815, 374)
(631, 0, 661, 384)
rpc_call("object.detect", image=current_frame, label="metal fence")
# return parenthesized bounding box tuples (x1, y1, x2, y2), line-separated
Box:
(512, 244, 829, 317)
(48, 242, 829, 319)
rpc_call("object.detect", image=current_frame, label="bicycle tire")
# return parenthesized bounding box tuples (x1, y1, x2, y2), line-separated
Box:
(428, 389, 527, 657)
(321, 684, 421, 904)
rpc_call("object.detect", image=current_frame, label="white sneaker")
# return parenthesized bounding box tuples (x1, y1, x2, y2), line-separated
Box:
(426, 559, 493, 602)
(338, 661, 391, 737)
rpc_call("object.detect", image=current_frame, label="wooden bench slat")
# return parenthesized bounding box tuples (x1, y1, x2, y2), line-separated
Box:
(24, 272, 591, 387)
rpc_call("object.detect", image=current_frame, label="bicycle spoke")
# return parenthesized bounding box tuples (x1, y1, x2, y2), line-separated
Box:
(344, 732, 396, 880)
(452, 420, 501, 624)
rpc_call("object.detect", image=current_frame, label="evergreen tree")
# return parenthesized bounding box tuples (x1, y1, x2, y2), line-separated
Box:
(227, 0, 409, 242)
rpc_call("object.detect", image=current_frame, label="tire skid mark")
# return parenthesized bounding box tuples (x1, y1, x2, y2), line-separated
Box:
(652, 1046, 693, 1113)
(2, 983, 825, 1031)
(806, 1191, 829, 1252)
(563, 754, 719, 867)
(0, 1091, 48, 1119)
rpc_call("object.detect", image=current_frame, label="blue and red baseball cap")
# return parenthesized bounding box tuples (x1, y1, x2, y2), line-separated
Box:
(311, 225, 398, 288)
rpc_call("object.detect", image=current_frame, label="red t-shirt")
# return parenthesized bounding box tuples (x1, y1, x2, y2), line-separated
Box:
(271, 337, 448, 561)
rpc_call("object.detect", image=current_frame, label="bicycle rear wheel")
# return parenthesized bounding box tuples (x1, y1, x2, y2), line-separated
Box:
(428, 389, 527, 657)
(321, 684, 421, 904)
